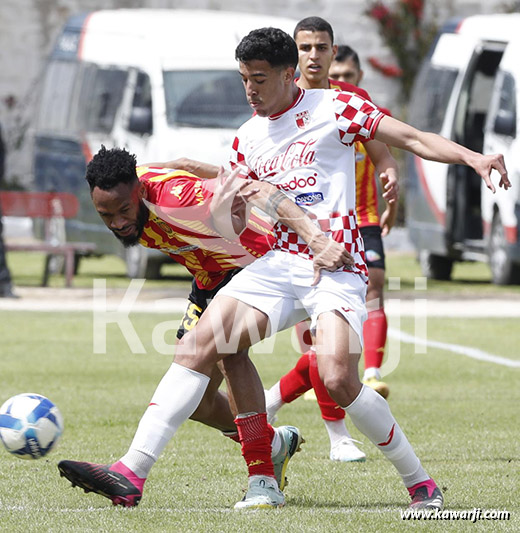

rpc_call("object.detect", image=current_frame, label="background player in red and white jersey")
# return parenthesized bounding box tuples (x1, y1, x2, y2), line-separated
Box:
(265, 17, 398, 463)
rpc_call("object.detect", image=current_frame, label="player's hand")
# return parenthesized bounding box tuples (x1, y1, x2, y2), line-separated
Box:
(380, 205, 398, 237)
(379, 171, 399, 204)
(473, 153, 511, 193)
(310, 235, 355, 285)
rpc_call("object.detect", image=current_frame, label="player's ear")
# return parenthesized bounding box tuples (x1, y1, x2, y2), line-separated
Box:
(284, 66, 295, 83)
(331, 44, 338, 60)
(358, 68, 365, 84)
(138, 181, 147, 200)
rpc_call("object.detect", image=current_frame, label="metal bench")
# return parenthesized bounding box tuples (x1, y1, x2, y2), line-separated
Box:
(0, 191, 96, 287)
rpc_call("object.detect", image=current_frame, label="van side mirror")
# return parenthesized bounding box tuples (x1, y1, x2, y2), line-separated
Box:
(493, 110, 516, 137)
(129, 107, 153, 135)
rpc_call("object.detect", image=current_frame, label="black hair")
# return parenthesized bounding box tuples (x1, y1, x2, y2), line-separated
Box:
(235, 27, 298, 69)
(293, 16, 334, 43)
(334, 45, 361, 70)
(85, 145, 138, 192)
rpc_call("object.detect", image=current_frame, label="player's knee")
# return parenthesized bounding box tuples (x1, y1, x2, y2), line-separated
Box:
(175, 329, 217, 366)
(322, 368, 359, 399)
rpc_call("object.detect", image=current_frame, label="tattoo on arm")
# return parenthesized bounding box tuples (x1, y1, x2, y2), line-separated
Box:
(263, 189, 288, 219)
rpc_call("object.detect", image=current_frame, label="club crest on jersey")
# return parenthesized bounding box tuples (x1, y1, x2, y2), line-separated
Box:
(155, 218, 174, 236)
(295, 110, 310, 129)
(170, 185, 185, 199)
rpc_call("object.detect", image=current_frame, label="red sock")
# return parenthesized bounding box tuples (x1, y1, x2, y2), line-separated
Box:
(222, 431, 241, 443)
(363, 308, 388, 370)
(279, 351, 313, 403)
(225, 424, 274, 445)
(235, 413, 275, 478)
(308, 351, 345, 421)
(295, 321, 313, 352)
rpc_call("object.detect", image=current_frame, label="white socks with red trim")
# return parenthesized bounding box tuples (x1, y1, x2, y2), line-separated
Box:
(120, 362, 210, 479)
(345, 385, 429, 487)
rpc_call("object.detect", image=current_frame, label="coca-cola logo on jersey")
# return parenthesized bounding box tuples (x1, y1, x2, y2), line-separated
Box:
(276, 173, 318, 192)
(254, 140, 316, 176)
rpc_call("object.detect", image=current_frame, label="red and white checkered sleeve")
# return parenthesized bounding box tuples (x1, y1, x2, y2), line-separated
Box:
(333, 92, 384, 147)
(230, 135, 258, 180)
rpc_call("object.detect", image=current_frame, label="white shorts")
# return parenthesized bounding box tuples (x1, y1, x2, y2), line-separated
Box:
(217, 250, 367, 344)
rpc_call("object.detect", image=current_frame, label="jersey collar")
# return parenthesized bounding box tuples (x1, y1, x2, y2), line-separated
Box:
(269, 88, 305, 120)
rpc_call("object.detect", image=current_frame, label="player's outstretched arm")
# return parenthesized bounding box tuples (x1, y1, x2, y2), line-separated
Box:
(373, 115, 511, 193)
(145, 157, 220, 179)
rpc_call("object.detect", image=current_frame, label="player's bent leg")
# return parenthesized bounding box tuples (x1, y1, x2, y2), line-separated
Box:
(58, 301, 238, 508)
(314, 311, 363, 407)
(315, 311, 442, 508)
(191, 296, 286, 509)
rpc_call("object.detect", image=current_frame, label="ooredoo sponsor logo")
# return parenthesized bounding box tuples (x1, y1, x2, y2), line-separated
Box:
(277, 173, 318, 192)
(295, 192, 324, 206)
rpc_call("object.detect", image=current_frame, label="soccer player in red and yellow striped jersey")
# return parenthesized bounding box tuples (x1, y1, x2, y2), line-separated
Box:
(135, 165, 274, 290)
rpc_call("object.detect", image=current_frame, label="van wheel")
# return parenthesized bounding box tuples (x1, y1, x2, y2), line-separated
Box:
(125, 247, 162, 279)
(488, 213, 520, 285)
(419, 250, 453, 280)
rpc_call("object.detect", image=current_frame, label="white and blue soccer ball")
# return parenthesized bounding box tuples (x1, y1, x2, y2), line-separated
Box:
(0, 393, 64, 459)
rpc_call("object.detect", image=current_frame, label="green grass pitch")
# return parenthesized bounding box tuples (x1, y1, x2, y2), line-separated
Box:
(0, 310, 518, 532)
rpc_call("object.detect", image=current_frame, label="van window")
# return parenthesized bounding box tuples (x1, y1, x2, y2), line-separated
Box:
(498, 72, 516, 122)
(408, 63, 458, 133)
(163, 70, 251, 129)
(37, 60, 80, 133)
(77, 65, 128, 133)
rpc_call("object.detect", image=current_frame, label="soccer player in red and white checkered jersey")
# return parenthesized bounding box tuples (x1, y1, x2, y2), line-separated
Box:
(265, 18, 397, 463)
(222, 27, 507, 510)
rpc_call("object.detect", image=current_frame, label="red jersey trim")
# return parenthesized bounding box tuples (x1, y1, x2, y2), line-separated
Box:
(269, 88, 304, 120)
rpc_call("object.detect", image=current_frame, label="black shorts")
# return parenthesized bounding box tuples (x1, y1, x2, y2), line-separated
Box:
(361, 225, 385, 270)
(176, 269, 241, 340)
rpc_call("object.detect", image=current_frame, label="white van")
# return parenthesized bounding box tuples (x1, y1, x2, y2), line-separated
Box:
(406, 14, 520, 284)
(33, 9, 295, 277)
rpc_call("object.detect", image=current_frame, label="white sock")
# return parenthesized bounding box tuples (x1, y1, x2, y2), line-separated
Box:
(120, 362, 210, 478)
(345, 385, 429, 488)
(323, 419, 353, 449)
(265, 381, 284, 422)
(271, 428, 282, 456)
(363, 367, 381, 381)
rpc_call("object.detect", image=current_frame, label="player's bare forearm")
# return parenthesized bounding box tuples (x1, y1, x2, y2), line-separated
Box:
(365, 140, 400, 204)
(374, 115, 511, 193)
(243, 182, 355, 279)
(145, 157, 220, 179)
(380, 201, 398, 236)
(244, 183, 320, 243)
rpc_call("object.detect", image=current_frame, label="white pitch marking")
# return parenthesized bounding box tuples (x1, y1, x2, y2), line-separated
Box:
(388, 327, 520, 368)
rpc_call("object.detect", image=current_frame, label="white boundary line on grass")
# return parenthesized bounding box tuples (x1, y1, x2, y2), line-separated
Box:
(388, 327, 520, 368)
